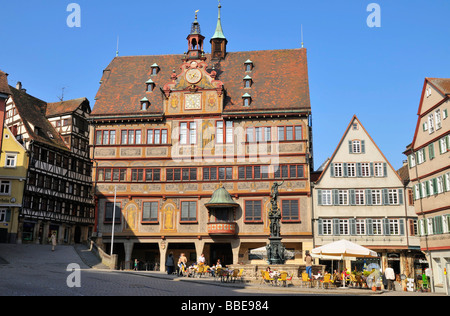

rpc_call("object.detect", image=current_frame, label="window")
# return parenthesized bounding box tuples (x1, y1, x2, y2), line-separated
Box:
(121, 130, 141, 145)
(142, 202, 158, 222)
(245, 200, 262, 222)
(97, 168, 127, 182)
(281, 199, 299, 221)
(356, 219, 366, 235)
(417, 148, 426, 164)
(428, 114, 435, 134)
(373, 219, 383, 235)
(439, 137, 448, 154)
(408, 154, 416, 168)
(238, 165, 269, 180)
(203, 167, 233, 181)
(352, 140, 361, 153)
(322, 219, 332, 235)
(216, 121, 233, 144)
(166, 168, 197, 181)
(105, 202, 121, 223)
(179, 122, 196, 145)
(372, 189, 382, 205)
(5, 154, 17, 168)
(277, 125, 302, 141)
(389, 219, 400, 235)
(361, 163, 370, 177)
(274, 164, 304, 179)
(437, 176, 444, 194)
(244, 60, 253, 72)
(339, 219, 349, 235)
(388, 189, 399, 205)
(355, 190, 365, 205)
(334, 163, 343, 177)
(435, 109, 442, 130)
(374, 162, 384, 177)
(181, 201, 197, 222)
(347, 163, 356, 177)
(322, 190, 332, 205)
(147, 129, 168, 144)
(0, 181, 11, 195)
(338, 190, 348, 205)
(131, 169, 144, 182)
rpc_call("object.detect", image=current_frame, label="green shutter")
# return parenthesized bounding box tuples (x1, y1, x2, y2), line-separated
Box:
(318, 219, 323, 235)
(350, 189, 355, 205)
(367, 219, 373, 235)
(383, 163, 387, 177)
(399, 219, 405, 235)
(330, 163, 334, 177)
(361, 140, 365, 154)
(366, 189, 372, 205)
(428, 144, 435, 159)
(398, 189, 403, 205)
(349, 140, 353, 154)
(317, 190, 323, 205)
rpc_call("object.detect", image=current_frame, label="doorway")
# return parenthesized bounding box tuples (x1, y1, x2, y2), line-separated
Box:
(210, 243, 233, 266)
(74, 226, 81, 243)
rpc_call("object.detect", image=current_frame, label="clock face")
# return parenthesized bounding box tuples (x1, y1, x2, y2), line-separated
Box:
(185, 68, 202, 84)
(185, 93, 202, 110)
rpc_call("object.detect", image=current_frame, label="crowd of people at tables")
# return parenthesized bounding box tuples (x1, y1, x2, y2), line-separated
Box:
(164, 252, 229, 278)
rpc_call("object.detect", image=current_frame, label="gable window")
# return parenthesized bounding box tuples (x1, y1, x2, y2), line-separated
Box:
(243, 75, 252, 88)
(428, 114, 435, 134)
(146, 79, 155, 92)
(349, 140, 365, 153)
(352, 140, 361, 153)
(244, 59, 253, 72)
(140, 97, 149, 111)
(374, 162, 384, 177)
(242, 93, 251, 106)
(151, 63, 159, 75)
(334, 163, 343, 177)
(435, 109, 442, 130)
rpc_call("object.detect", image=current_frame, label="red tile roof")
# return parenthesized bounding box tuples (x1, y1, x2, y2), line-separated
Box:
(92, 48, 310, 117)
(427, 78, 450, 95)
(46, 97, 89, 117)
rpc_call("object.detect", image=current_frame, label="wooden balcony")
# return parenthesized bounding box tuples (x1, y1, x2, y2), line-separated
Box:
(207, 222, 236, 235)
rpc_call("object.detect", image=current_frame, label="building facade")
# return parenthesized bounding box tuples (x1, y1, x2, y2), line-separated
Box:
(0, 126, 28, 243)
(404, 78, 450, 294)
(313, 116, 420, 276)
(4, 83, 95, 244)
(91, 6, 313, 270)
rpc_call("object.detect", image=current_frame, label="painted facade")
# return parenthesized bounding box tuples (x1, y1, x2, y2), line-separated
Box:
(91, 6, 313, 270)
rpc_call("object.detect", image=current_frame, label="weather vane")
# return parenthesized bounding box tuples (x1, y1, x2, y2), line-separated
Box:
(195, 9, 199, 20)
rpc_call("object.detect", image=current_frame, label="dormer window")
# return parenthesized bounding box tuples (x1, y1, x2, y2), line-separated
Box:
(151, 63, 160, 76)
(146, 79, 155, 92)
(141, 97, 150, 111)
(244, 59, 253, 72)
(242, 93, 251, 107)
(243, 75, 252, 88)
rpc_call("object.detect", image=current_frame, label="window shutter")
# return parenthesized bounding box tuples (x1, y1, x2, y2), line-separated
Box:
(330, 163, 334, 177)
(333, 189, 339, 205)
(333, 219, 340, 236)
(428, 144, 435, 159)
(399, 219, 405, 235)
(383, 163, 387, 177)
(398, 189, 403, 205)
(383, 218, 390, 235)
(356, 163, 361, 177)
(349, 189, 356, 205)
(382, 189, 389, 205)
(5, 209, 11, 222)
(366, 219, 373, 235)
(433, 178, 438, 195)
(370, 162, 374, 177)
(426, 181, 430, 197)
(343, 163, 348, 177)
(366, 189, 372, 205)
(422, 148, 426, 162)
(361, 140, 365, 153)
(350, 218, 356, 235)
(317, 190, 323, 205)
(318, 219, 323, 235)
(349, 140, 353, 154)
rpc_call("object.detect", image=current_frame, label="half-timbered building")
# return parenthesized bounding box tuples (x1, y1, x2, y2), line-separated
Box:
(91, 5, 313, 271)
(4, 83, 94, 244)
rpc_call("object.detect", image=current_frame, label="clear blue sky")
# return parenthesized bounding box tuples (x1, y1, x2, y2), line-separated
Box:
(1, 0, 450, 170)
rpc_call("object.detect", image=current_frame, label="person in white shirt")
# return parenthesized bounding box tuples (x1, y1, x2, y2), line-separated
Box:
(198, 253, 206, 266)
(384, 265, 396, 291)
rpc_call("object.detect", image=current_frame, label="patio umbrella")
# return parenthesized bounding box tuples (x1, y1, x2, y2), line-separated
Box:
(311, 239, 377, 288)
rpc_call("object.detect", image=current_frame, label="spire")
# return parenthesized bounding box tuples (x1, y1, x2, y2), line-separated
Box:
(210, 1, 228, 60)
(212, 1, 226, 40)
(190, 10, 201, 35)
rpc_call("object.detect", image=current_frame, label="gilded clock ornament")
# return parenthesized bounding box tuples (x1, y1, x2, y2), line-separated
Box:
(185, 93, 202, 110)
(185, 68, 202, 84)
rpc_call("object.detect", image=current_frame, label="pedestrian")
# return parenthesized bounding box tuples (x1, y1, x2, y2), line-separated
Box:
(134, 259, 139, 271)
(198, 253, 206, 266)
(384, 265, 396, 291)
(304, 251, 312, 279)
(166, 252, 174, 275)
(51, 232, 57, 251)
(178, 253, 187, 276)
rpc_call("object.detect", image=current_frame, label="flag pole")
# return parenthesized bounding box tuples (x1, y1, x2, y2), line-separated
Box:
(110, 185, 117, 256)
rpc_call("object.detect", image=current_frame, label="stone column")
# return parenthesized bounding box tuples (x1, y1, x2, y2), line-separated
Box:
(123, 241, 134, 270)
(195, 239, 205, 261)
(159, 239, 168, 272)
(231, 239, 241, 265)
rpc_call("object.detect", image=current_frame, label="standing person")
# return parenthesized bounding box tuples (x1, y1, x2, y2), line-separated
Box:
(178, 253, 187, 276)
(304, 251, 312, 279)
(385, 265, 396, 291)
(51, 232, 57, 251)
(166, 252, 174, 275)
(134, 259, 139, 271)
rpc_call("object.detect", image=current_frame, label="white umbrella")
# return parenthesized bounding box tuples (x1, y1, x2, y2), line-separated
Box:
(311, 239, 377, 288)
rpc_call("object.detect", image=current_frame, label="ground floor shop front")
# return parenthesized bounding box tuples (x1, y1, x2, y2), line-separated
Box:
(99, 235, 313, 272)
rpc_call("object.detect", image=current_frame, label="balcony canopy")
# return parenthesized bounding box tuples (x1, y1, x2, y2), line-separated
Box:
(205, 185, 239, 209)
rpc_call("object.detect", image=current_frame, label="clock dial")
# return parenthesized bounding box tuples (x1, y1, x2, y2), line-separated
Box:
(185, 94, 202, 110)
(185, 68, 202, 84)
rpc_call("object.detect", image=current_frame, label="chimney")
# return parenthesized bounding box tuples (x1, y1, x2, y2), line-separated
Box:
(16, 81, 22, 90)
